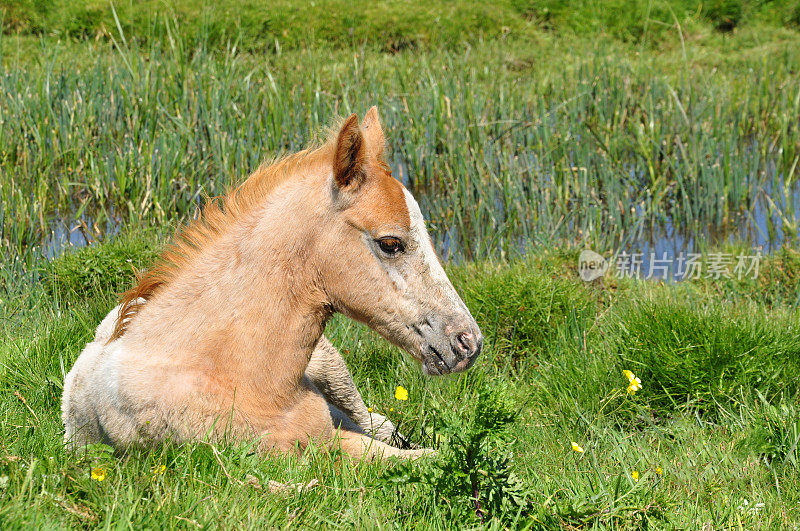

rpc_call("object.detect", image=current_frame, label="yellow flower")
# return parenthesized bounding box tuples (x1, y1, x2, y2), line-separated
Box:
(394, 386, 409, 401)
(389, 407, 394, 412)
(623, 370, 642, 394)
(571, 442, 584, 453)
(656, 466, 663, 476)
(90, 467, 106, 482)
(631, 470, 639, 482)
(367, 407, 373, 413)
(152, 464, 166, 475)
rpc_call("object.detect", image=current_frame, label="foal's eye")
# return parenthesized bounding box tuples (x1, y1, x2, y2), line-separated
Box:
(376, 237, 405, 256)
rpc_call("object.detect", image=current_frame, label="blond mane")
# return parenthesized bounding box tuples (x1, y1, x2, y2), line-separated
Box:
(109, 136, 336, 342)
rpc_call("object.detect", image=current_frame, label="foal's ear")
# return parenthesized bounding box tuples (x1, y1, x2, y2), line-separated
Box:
(361, 106, 385, 155)
(333, 113, 366, 190)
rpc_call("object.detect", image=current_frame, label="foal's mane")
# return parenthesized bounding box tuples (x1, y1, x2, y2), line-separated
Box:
(109, 136, 336, 342)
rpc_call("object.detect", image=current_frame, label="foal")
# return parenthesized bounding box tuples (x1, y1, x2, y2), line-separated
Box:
(62, 107, 483, 460)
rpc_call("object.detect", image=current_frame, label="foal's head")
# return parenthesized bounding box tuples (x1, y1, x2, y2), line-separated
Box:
(318, 107, 482, 375)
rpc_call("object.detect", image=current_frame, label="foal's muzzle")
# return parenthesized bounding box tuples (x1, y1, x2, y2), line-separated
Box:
(418, 315, 483, 376)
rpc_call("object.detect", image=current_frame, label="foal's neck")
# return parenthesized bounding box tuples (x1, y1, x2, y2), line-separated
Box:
(134, 180, 330, 396)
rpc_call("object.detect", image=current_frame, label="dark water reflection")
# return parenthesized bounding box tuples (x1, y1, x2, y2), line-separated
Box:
(42, 213, 122, 259)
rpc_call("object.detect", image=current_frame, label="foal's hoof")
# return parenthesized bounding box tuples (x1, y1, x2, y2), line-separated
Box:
(367, 412, 412, 448)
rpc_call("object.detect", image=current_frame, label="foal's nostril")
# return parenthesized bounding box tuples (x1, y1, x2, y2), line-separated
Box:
(455, 331, 476, 356)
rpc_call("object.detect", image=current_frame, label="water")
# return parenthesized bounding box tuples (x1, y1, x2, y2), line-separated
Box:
(40, 176, 800, 282)
(619, 180, 800, 281)
(42, 212, 122, 259)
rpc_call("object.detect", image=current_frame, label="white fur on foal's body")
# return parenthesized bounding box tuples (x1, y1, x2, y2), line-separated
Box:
(62, 304, 405, 450)
(62, 305, 135, 447)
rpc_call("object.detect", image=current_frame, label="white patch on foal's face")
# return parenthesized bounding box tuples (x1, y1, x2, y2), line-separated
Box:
(401, 188, 463, 306)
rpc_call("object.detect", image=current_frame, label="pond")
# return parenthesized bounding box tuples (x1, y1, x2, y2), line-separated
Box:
(40, 174, 799, 285)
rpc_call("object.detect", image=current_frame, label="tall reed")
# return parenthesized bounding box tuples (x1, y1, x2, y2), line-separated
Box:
(1, 33, 798, 264)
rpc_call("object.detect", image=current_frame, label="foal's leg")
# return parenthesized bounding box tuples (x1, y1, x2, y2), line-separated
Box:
(265, 383, 429, 461)
(337, 430, 432, 460)
(306, 336, 409, 447)
(325, 404, 430, 460)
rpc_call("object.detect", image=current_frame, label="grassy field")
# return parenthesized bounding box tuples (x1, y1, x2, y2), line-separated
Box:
(2, 1, 800, 528)
(3, 0, 800, 51)
(1, 234, 799, 527)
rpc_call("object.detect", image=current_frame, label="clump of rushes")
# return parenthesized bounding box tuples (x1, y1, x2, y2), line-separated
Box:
(2, 25, 799, 264)
(384, 382, 528, 523)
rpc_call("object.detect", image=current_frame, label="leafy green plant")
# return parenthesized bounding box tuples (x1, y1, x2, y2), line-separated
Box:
(384, 382, 529, 524)
(448, 259, 597, 380)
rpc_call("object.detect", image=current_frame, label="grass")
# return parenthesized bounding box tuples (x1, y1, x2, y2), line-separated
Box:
(1, 232, 799, 527)
(2, 1, 800, 528)
(3, 0, 800, 51)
